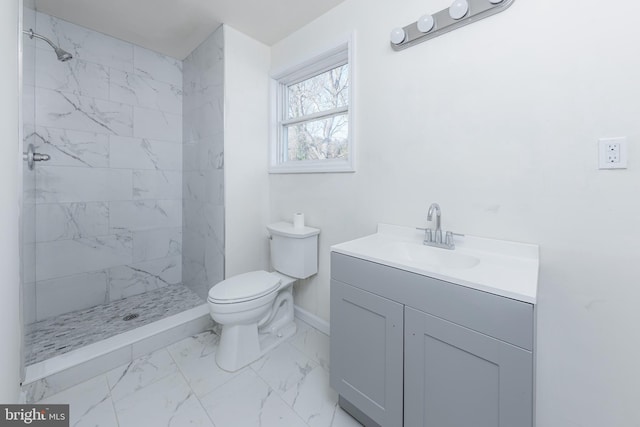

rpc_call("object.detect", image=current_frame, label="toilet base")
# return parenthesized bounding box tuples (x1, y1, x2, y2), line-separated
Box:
(215, 323, 261, 372)
(214, 279, 297, 372)
(215, 319, 297, 372)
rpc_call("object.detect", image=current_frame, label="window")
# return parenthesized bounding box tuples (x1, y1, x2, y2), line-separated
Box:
(270, 40, 354, 173)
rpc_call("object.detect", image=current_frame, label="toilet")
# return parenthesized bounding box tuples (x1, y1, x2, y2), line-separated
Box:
(207, 221, 320, 372)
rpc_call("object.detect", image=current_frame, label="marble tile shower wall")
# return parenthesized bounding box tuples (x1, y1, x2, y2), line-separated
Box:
(182, 27, 225, 300)
(27, 12, 184, 323)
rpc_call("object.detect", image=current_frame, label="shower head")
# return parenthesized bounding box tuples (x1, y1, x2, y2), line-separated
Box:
(23, 28, 73, 62)
(54, 46, 73, 62)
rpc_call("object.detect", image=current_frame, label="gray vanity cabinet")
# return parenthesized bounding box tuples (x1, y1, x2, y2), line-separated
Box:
(330, 252, 535, 427)
(330, 280, 404, 427)
(404, 307, 533, 427)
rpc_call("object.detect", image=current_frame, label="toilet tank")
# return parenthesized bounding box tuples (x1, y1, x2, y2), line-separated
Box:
(267, 221, 320, 279)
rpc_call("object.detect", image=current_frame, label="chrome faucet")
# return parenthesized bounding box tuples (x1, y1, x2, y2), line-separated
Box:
(427, 203, 442, 244)
(420, 203, 460, 250)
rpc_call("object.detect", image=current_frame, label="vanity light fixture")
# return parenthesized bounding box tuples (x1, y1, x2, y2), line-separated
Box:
(390, 27, 407, 45)
(417, 14, 435, 33)
(449, 0, 469, 20)
(390, 0, 516, 51)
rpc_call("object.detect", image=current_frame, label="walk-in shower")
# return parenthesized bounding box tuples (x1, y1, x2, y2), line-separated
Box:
(21, 8, 225, 401)
(22, 28, 72, 62)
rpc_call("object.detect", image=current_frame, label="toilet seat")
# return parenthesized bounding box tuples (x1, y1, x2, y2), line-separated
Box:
(208, 270, 281, 304)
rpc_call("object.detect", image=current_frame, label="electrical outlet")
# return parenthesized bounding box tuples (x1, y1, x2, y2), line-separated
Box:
(606, 143, 620, 163)
(599, 137, 628, 169)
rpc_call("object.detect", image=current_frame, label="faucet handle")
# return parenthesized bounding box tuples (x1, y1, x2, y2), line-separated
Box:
(417, 227, 433, 243)
(445, 231, 455, 248)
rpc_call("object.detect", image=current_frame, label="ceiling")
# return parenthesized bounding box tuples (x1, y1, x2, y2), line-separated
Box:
(34, 0, 346, 59)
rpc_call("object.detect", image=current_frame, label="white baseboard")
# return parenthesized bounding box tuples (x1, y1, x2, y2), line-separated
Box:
(294, 305, 330, 336)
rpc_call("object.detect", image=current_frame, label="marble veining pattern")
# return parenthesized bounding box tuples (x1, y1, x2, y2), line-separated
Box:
(133, 106, 182, 142)
(39, 376, 119, 427)
(35, 87, 134, 136)
(110, 69, 182, 115)
(34, 320, 361, 427)
(133, 45, 183, 87)
(29, 11, 185, 323)
(132, 227, 182, 263)
(36, 234, 133, 282)
(110, 136, 182, 171)
(36, 12, 135, 73)
(35, 166, 133, 204)
(31, 126, 109, 168)
(132, 169, 182, 200)
(35, 202, 109, 242)
(35, 47, 110, 99)
(108, 255, 182, 301)
(109, 200, 182, 233)
(25, 285, 204, 365)
(182, 27, 225, 301)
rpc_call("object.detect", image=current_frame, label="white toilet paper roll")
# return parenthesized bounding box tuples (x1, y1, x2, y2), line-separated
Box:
(293, 213, 305, 229)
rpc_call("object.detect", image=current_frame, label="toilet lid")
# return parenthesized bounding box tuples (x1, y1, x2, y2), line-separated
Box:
(208, 270, 281, 303)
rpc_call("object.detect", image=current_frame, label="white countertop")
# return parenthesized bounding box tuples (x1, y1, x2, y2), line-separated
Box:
(331, 224, 539, 304)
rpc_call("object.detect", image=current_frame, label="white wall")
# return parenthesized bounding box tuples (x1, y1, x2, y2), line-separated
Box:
(269, 0, 640, 425)
(224, 26, 271, 277)
(0, 0, 24, 402)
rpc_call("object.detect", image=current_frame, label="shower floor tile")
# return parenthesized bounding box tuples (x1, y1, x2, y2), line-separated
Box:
(25, 285, 205, 365)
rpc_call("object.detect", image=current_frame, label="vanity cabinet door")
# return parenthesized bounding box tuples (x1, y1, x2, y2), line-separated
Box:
(330, 280, 404, 427)
(404, 307, 533, 427)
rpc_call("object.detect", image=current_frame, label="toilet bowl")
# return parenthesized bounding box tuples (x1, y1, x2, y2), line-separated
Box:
(208, 221, 320, 372)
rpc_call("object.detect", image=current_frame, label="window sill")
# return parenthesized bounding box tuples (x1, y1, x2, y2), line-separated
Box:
(269, 160, 355, 174)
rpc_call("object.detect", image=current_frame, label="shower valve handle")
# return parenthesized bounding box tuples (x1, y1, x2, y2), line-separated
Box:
(23, 144, 50, 170)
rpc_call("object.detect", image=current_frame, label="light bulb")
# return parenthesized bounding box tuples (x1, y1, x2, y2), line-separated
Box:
(417, 14, 435, 33)
(449, 0, 469, 20)
(390, 27, 406, 45)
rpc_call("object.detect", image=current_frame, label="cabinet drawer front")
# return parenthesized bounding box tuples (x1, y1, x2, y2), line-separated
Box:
(404, 307, 533, 427)
(330, 280, 404, 427)
(332, 252, 534, 350)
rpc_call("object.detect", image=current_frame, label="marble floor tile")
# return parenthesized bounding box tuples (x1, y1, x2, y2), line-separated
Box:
(113, 372, 213, 427)
(290, 320, 331, 370)
(251, 341, 318, 397)
(33, 319, 363, 427)
(199, 369, 307, 427)
(167, 330, 244, 398)
(282, 365, 341, 427)
(106, 349, 178, 402)
(39, 375, 118, 427)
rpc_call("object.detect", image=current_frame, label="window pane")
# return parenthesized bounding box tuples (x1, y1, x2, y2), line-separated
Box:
(287, 64, 349, 119)
(285, 114, 348, 161)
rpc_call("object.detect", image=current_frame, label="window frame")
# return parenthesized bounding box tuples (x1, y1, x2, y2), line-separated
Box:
(269, 36, 355, 174)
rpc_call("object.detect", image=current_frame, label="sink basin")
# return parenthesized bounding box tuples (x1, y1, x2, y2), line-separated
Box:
(331, 223, 540, 303)
(384, 241, 480, 270)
